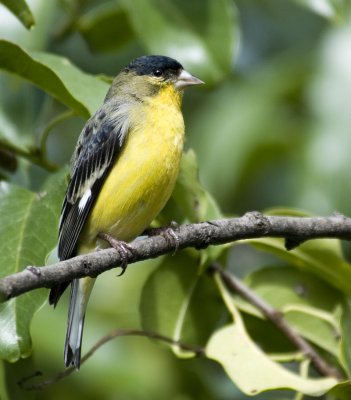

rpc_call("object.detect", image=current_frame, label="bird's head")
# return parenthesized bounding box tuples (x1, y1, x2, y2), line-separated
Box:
(106, 55, 204, 101)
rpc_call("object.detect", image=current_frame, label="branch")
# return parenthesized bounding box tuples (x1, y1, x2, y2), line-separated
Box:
(0, 139, 58, 172)
(19, 329, 204, 390)
(1, 212, 351, 301)
(0, 109, 75, 173)
(210, 262, 343, 380)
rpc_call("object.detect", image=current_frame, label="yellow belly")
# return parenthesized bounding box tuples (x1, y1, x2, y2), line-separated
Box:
(78, 87, 184, 252)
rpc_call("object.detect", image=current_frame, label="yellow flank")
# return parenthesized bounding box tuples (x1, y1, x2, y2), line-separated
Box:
(78, 84, 185, 252)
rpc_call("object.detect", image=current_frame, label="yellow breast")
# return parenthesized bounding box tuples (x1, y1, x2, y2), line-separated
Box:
(78, 85, 184, 252)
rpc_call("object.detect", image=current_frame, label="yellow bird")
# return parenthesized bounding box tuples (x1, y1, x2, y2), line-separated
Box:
(49, 55, 203, 369)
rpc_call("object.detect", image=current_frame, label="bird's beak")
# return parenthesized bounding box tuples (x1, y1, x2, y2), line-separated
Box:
(175, 69, 204, 90)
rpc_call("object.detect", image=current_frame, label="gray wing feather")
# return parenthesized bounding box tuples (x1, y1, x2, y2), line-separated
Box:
(58, 100, 131, 261)
(49, 100, 131, 306)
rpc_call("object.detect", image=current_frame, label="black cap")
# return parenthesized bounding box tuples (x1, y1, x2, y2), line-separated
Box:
(124, 55, 183, 77)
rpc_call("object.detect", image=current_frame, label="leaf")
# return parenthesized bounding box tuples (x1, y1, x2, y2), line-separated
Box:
(234, 267, 341, 355)
(340, 298, 351, 376)
(140, 252, 222, 356)
(0, 0, 35, 29)
(246, 208, 351, 295)
(161, 149, 224, 265)
(77, 2, 134, 53)
(0, 40, 109, 117)
(207, 325, 337, 396)
(0, 170, 66, 361)
(248, 237, 351, 296)
(1, 357, 37, 400)
(163, 149, 222, 223)
(122, 0, 238, 84)
(206, 276, 338, 396)
(328, 381, 351, 399)
(293, 0, 349, 21)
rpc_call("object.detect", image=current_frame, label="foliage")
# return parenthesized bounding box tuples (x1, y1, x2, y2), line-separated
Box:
(0, 0, 351, 399)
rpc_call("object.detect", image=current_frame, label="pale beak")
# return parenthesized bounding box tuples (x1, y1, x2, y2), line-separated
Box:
(175, 69, 204, 90)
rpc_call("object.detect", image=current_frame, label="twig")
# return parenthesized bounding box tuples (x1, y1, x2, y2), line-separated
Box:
(1, 212, 351, 301)
(210, 262, 343, 380)
(0, 110, 75, 172)
(0, 139, 58, 172)
(19, 328, 204, 390)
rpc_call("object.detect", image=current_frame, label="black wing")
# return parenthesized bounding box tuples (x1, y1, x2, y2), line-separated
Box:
(49, 101, 130, 306)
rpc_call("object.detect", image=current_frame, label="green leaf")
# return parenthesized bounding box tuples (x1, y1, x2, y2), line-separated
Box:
(328, 381, 351, 399)
(245, 267, 341, 312)
(161, 149, 224, 265)
(248, 237, 351, 296)
(234, 267, 341, 355)
(207, 325, 338, 396)
(1, 358, 37, 400)
(122, 0, 238, 84)
(293, 0, 349, 21)
(162, 149, 222, 223)
(0, 0, 35, 29)
(206, 276, 338, 396)
(77, 2, 134, 53)
(0, 40, 109, 117)
(285, 308, 339, 356)
(140, 252, 222, 356)
(340, 298, 351, 376)
(0, 170, 66, 361)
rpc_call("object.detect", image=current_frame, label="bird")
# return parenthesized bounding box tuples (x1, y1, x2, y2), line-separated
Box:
(48, 55, 204, 370)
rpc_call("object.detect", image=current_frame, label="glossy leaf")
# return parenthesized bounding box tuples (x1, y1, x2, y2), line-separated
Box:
(234, 267, 341, 355)
(206, 277, 338, 396)
(0, 40, 109, 118)
(0, 170, 66, 361)
(140, 252, 222, 356)
(122, 0, 238, 84)
(0, 0, 35, 29)
(207, 325, 337, 396)
(248, 237, 351, 295)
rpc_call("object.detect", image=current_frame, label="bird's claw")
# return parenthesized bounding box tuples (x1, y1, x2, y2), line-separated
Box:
(116, 263, 127, 277)
(98, 232, 134, 276)
(144, 221, 179, 255)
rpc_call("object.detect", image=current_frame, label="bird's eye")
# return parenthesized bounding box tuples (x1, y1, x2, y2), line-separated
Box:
(153, 69, 162, 77)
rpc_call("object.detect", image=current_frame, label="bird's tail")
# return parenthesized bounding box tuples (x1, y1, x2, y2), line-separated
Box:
(64, 276, 95, 369)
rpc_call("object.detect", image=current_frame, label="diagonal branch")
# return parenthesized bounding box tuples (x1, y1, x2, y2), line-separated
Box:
(210, 262, 343, 380)
(1, 212, 351, 302)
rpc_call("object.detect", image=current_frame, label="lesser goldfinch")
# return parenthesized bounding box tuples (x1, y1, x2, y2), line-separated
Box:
(49, 55, 203, 369)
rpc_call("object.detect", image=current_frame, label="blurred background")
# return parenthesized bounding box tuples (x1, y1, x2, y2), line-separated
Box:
(1, 0, 351, 399)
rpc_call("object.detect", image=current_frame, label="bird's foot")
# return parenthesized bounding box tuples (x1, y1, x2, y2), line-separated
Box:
(98, 233, 134, 276)
(144, 221, 179, 255)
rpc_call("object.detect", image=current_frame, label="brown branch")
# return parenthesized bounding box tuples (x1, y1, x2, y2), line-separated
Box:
(210, 262, 343, 380)
(1, 212, 351, 301)
(19, 329, 204, 390)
